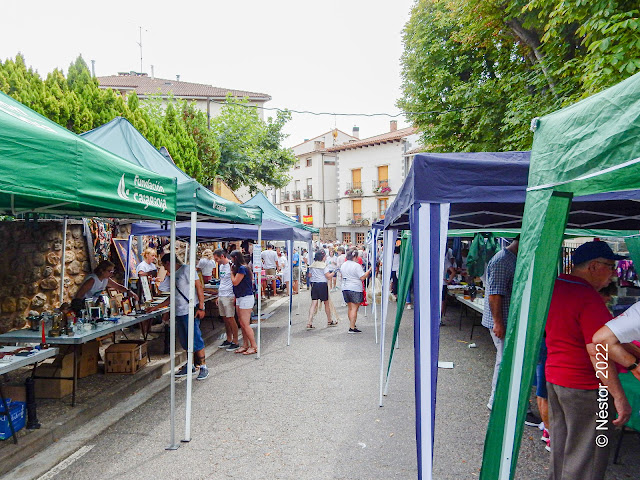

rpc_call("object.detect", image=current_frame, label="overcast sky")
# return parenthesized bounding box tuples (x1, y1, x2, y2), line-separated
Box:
(1, 0, 415, 146)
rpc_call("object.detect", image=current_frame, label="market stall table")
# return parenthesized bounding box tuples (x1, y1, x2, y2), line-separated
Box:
(0, 311, 167, 407)
(0, 346, 58, 444)
(454, 294, 485, 339)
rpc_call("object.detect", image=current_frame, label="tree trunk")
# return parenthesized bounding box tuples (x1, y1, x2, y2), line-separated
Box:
(505, 17, 558, 97)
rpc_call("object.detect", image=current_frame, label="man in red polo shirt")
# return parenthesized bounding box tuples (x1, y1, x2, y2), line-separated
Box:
(546, 241, 631, 480)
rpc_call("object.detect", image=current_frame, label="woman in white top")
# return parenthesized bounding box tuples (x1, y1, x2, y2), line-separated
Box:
(136, 248, 158, 301)
(73, 260, 137, 314)
(197, 248, 216, 284)
(341, 249, 372, 333)
(306, 250, 337, 329)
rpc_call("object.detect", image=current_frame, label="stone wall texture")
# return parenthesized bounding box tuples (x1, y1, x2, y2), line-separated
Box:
(0, 222, 90, 333)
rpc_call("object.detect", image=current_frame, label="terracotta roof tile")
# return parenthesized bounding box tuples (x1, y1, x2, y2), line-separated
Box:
(97, 74, 271, 100)
(326, 126, 417, 152)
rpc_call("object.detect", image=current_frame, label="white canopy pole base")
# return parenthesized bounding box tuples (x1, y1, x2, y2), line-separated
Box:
(182, 211, 197, 443)
(166, 221, 179, 450)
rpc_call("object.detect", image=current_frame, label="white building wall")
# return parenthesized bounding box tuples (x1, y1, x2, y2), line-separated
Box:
(335, 133, 419, 242)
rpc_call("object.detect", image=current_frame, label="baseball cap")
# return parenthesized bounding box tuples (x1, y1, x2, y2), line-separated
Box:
(572, 241, 627, 266)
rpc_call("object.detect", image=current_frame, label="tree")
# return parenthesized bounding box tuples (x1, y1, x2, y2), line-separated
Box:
(210, 96, 295, 193)
(398, 0, 640, 152)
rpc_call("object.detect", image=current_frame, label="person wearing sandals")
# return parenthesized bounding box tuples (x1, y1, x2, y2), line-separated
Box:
(307, 250, 338, 329)
(229, 250, 258, 355)
(148, 254, 209, 380)
(341, 249, 372, 333)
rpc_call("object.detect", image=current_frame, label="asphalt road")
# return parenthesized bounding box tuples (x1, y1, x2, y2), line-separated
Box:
(21, 290, 640, 480)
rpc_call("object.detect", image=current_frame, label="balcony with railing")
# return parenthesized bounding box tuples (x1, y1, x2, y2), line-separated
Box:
(282, 191, 290, 201)
(303, 186, 313, 199)
(344, 182, 363, 196)
(293, 190, 301, 200)
(372, 179, 391, 195)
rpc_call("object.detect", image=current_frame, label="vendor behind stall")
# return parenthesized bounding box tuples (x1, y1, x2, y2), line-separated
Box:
(72, 260, 137, 313)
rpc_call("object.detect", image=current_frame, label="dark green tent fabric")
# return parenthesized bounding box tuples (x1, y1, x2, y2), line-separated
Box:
(466, 233, 499, 277)
(387, 231, 413, 376)
(81, 117, 260, 224)
(243, 192, 318, 233)
(0, 92, 176, 220)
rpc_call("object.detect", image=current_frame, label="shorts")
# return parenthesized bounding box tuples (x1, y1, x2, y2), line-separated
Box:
(176, 313, 205, 353)
(534, 340, 548, 398)
(202, 275, 212, 284)
(265, 268, 276, 276)
(311, 282, 329, 301)
(343, 290, 363, 304)
(218, 296, 236, 317)
(236, 294, 254, 310)
(293, 267, 300, 279)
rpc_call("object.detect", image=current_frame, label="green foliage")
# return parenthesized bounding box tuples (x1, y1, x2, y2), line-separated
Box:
(210, 96, 295, 193)
(0, 53, 292, 192)
(399, 0, 640, 152)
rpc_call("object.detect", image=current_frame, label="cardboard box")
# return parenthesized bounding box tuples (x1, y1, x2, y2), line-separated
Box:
(34, 360, 74, 399)
(1, 383, 26, 403)
(34, 376, 73, 399)
(55, 340, 100, 378)
(105, 341, 148, 374)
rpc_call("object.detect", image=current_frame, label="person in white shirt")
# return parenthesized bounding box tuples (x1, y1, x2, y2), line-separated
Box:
(261, 243, 279, 296)
(306, 250, 337, 329)
(278, 249, 289, 293)
(213, 249, 239, 351)
(591, 302, 640, 382)
(196, 249, 216, 284)
(341, 249, 372, 333)
(327, 247, 338, 291)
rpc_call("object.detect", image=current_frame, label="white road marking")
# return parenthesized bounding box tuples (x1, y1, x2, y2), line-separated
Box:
(36, 445, 95, 480)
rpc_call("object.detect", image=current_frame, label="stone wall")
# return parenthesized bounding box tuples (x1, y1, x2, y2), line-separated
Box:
(0, 222, 90, 333)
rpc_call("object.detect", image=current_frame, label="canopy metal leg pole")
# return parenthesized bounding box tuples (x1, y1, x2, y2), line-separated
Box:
(183, 211, 197, 443)
(287, 240, 293, 346)
(166, 221, 179, 450)
(379, 229, 397, 406)
(124, 235, 133, 292)
(58, 216, 68, 306)
(257, 225, 262, 359)
(296, 242, 301, 315)
(372, 245, 378, 344)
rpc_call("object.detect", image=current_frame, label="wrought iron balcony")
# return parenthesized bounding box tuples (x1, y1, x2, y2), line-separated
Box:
(344, 182, 363, 196)
(293, 190, 301, 200)
(372, 180, 391, 195)
(283, 192, 290, 201)
(303, 187, 313, 199)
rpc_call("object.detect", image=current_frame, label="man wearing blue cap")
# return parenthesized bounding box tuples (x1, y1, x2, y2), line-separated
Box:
(545, 241, 631, 480)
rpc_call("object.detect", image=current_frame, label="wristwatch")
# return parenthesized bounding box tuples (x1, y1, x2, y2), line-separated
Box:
(628, 359, 639, 371)
(197, 307, 205, 311)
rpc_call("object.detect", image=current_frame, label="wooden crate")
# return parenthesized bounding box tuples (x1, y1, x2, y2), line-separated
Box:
(105, 341, 148, 374)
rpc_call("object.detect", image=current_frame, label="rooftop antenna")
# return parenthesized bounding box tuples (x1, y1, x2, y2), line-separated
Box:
(137, 26, 148, 73)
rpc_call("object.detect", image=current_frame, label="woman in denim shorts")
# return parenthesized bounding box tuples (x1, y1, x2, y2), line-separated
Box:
(230, 250, 257, 355)
(340, 249, 372, 333)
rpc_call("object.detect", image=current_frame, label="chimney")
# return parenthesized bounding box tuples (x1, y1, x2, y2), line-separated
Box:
(176, 74, 180, 82)
(352, 126, 360, 139)
(91, 60, 96, 78)
(390, 120, 398, 132)
(151, 65, 155, 79)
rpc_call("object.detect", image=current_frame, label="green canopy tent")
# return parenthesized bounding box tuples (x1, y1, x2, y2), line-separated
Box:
(81, 117, 261, 224)
(0, 93, 177, 220)
(481, 71, 640, 479)
(81, 116, 263, 447)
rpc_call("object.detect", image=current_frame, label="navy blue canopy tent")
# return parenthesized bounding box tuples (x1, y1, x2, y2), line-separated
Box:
(131, 219, 313, 242)
(380, 151, 640, 480)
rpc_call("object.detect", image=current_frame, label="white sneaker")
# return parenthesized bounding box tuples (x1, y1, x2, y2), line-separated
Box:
(407, 304, 413, 310)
